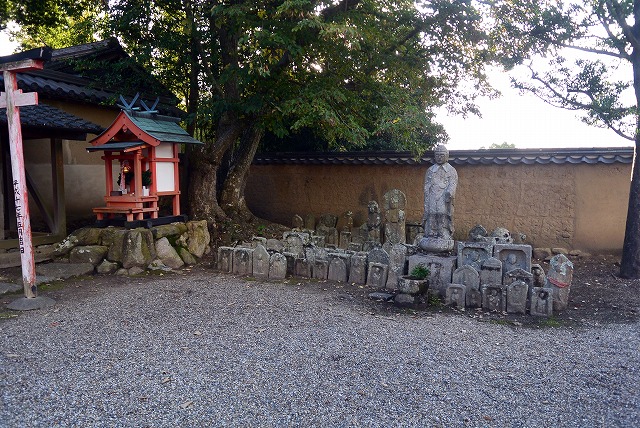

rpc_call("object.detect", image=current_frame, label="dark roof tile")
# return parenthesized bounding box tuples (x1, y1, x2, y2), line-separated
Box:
(0, 103, 104, 135)
(253, 148, 634, 166)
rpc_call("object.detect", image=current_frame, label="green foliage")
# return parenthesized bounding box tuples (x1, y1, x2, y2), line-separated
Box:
(141, 170, 152, 187)
(410, 264, 430, 280)
(2, 0, 109, 49)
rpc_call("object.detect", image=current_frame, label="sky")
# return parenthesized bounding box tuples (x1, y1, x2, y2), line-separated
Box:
(0, 30, 633, 151)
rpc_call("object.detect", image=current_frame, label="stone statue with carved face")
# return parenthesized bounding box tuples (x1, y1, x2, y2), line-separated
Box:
(419, 144, 458, 252)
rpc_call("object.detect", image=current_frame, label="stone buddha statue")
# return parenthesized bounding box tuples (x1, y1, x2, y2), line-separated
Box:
(419, 144, 457, 252)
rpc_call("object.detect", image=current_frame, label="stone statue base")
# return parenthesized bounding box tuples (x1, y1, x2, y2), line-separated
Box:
(418, 237, 454, 253)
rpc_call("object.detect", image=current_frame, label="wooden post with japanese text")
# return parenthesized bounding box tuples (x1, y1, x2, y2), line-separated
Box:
(0, 49, 50, 302)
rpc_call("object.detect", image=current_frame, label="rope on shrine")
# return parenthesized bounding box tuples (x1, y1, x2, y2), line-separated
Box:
(547, 277, 570, 288)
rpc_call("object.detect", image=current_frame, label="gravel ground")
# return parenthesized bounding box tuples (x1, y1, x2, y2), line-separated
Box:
(0, 269, 638, 427)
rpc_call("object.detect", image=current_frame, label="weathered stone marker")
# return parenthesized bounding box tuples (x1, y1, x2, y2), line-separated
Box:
(546, 254, 574, 311)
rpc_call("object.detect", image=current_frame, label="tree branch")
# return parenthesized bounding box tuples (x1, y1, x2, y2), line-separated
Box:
(527, 69, 634, 140)
(595, 8, 630, 58)
(605, 0, 640, 52)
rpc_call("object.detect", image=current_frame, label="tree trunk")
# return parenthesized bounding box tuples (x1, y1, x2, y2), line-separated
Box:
(187, 112, 243, 222)
(620, 44, 640, 278)
(220, 123, 264, 221)
(187, 17, 243, 224)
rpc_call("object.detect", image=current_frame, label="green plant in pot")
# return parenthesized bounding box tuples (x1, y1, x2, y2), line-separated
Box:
(141, 170, 152, 187)
(409, 264, 430, 280)
(397, 263, 430, 295)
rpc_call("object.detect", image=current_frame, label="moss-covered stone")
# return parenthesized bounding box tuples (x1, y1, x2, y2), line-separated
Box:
(106, 229, 128, 263)
(153, 223, 188, 239)
(177, 247, 197, 265)
(69, 245, 108, 266)
(186, 220, 210, 258)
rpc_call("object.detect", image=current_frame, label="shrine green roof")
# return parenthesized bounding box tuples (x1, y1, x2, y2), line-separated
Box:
(124, 111, 203, 146)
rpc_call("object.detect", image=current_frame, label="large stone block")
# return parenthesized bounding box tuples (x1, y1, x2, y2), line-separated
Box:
(155, 237, 184, 269)
(185, 220, 210, 258)
(104, 229, 128, 263)
(122, 228, 156, 269)
(153, 223, 188, 239)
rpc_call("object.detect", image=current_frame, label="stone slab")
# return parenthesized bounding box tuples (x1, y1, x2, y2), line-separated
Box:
(0, 282, 21, 295)
(217, 247, 233, 273)
(446, 284, 466, 308)
(36, 262, 95, 280)
(506, 280, 528, 314)
(328, 258, 348, 282)
(252, 244, 270, 279)
(482, 285, 506, 313)
(457, 241, 493, 272)
(268, 253, 287, 280)
(493, 243, 533, 281)
(369, 292, 394, 302)
(530, 287, 553, 317)
(232, 248, 253, 275)
(366, 262, 388, 289)
(348, 253, 368, 285)
(6, 296, 55, 311)
(452, 265, 480, 290)
(312, 259, 329, 280)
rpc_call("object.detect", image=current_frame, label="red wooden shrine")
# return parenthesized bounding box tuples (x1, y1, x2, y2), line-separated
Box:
(88, 101, 202, 226)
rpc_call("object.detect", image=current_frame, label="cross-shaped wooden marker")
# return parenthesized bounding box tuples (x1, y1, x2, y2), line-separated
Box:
(0, 57, 44, 298)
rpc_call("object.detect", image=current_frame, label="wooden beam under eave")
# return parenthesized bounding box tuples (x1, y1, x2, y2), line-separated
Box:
(51, 138, 65, 235)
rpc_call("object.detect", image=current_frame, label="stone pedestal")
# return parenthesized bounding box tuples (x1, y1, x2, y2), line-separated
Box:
(418, 237, 454, 253)
(408, 253, 457, 297)
(397, 275, 428, 295)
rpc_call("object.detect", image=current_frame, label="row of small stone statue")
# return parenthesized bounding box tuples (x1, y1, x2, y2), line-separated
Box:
(291, 188, 409, 252)
(216, 230, 574, 317)
(216, 232, 401, 288)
